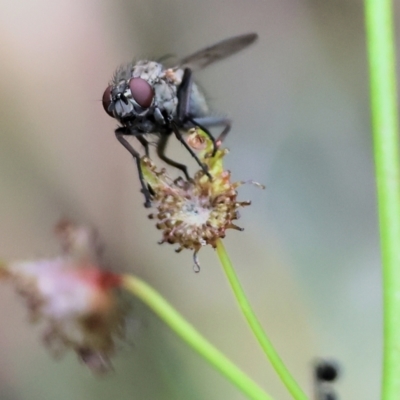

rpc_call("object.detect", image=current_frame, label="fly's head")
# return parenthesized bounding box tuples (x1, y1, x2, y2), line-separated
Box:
(102, 77, 154, 122)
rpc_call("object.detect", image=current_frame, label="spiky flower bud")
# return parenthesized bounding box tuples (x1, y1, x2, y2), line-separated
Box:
(142, 128, 264, 269)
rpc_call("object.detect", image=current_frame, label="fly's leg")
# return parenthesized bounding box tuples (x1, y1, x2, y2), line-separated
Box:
(215, 121, 231, 146)
(115, 127, 152, 208)
(177, 68, 193, 121)
(186, 116, 220, 156)
(137, 135, 150, 157)
(170, 121, 212, 180)
(136, 135, 155, 196)
(157, 132, 191, 181)
(191, 116, 232, 148)
(177, 68, 218, 157)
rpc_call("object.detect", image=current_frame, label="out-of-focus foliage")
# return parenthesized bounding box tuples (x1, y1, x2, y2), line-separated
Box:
(0, 0, 386, 399)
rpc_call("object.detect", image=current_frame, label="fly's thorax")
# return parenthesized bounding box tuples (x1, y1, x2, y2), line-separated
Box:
(130, 61, 179, 117)
(132, 61, 164, 85)
(150, 66, 207, 119)
(164, 68, 184, 85)
(153, 79, 178, 117)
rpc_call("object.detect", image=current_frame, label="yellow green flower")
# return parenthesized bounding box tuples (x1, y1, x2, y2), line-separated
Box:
(142, 128, 264, 269)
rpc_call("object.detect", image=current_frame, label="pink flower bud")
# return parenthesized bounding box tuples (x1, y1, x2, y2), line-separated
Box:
(1, 222, 126, 374)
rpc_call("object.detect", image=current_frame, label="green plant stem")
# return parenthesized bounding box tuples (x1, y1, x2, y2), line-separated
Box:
(215, 239, 308, 400)
(364, 1, 400, 398)
(122, 274, 274, 400)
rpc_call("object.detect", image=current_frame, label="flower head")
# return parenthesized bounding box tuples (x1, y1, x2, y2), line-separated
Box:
(142, 128, 264, 269)
(0, 221, 126, 373)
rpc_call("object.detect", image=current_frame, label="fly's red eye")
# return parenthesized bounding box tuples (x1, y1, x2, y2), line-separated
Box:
(129, 78, 154, 108)
(102, 85, 113, 117)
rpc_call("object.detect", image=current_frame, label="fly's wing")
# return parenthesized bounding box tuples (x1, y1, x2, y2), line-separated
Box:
(177, 33, 258, 71)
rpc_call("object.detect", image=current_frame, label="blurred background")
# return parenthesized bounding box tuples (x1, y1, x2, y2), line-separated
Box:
(0, 0, 387, 399)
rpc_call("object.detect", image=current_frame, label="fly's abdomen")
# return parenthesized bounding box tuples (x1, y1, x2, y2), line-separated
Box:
(189, 82, 209, 118)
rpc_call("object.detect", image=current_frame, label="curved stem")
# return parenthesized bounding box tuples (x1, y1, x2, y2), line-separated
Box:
(364, 1, 400, 399)
(122, 274, 274, 400)
(215, 239, 308, 400)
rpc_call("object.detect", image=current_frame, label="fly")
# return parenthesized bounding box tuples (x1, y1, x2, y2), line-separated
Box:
(102, 33, 258, 207)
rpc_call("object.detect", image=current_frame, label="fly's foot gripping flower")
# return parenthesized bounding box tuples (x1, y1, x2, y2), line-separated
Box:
(0, 221, 126, 374)
(142, 128, 264, 269)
